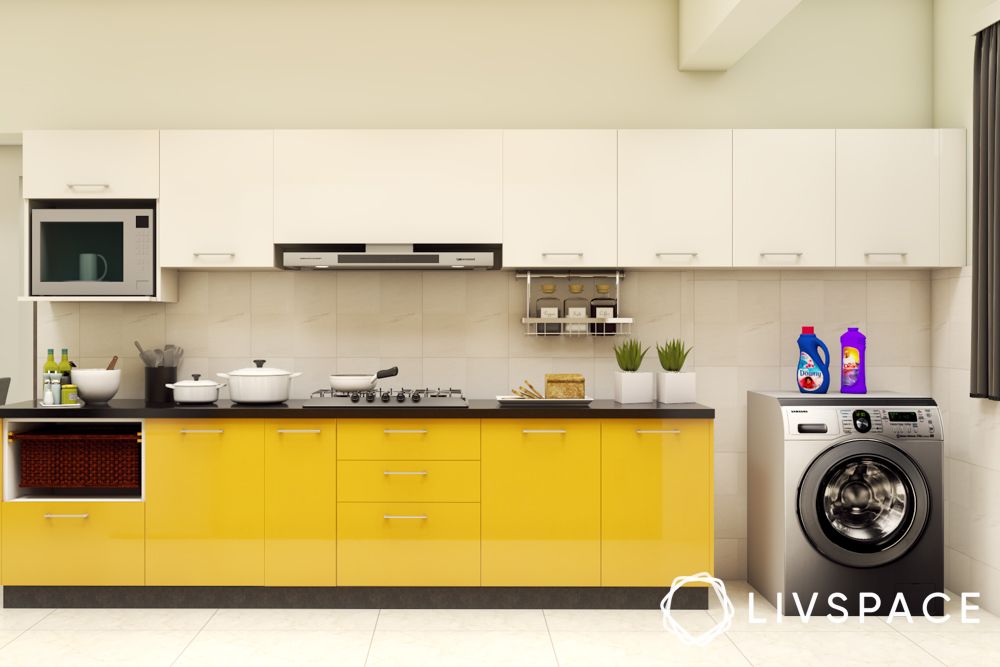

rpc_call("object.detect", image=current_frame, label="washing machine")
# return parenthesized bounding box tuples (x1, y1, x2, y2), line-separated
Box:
(748, 391, 943, 616)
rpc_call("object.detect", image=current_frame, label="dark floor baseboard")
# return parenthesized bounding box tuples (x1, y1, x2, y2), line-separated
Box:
(3, 586, 707, 610)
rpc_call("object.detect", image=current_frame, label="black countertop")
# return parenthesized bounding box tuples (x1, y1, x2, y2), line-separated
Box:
(0, 399, 714, 420)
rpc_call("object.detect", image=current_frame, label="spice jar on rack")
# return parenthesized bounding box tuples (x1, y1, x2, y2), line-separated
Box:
(536, 284, 562, 335)
(564, 283, 589, 334)
(590, 284, 618, 335)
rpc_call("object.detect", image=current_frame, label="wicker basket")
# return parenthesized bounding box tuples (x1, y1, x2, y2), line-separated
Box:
(18, 433, 140, 489)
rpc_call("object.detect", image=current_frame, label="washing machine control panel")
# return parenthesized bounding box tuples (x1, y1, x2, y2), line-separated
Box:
(838, 407, 940, 439)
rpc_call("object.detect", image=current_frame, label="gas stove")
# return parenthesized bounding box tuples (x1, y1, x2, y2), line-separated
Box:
(302, 388, 469, 408)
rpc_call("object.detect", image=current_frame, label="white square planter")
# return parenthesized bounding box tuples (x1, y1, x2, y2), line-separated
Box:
(614, 371, 654, 404)
(657, 371, 696, 404)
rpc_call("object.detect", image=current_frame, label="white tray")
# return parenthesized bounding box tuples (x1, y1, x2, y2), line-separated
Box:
(496, 395, 593, 407)
(35, 401, 84, 409)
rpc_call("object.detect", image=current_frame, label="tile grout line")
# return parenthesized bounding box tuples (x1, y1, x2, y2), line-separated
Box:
(0, 606, 57, 651)
(169, 607, 219, 667)
(541, 609, 561, 667)
(722, 631, 755, 667)
(364, 608, 381, 666)
(880, 617, 948, 666)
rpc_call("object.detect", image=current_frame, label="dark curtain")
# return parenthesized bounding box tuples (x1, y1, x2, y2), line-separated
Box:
(972, 24, 1000, 399)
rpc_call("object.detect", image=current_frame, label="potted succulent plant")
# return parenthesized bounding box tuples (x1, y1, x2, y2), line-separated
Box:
(613, 339, 654, 404)
(656, 338, 695, 404)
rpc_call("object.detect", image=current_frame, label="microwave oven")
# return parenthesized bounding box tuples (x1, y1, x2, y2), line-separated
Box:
(30, 201, 156, 297)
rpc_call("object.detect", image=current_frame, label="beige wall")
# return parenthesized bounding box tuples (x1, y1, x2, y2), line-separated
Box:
(0, 0, 932, 130)
(0, 146, 32, 404)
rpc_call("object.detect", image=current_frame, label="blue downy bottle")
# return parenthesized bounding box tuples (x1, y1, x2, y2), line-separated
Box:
(796, 326, 831, 394)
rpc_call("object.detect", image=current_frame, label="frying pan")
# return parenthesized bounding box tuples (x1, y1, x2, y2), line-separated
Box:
(329, 366, 399, 392)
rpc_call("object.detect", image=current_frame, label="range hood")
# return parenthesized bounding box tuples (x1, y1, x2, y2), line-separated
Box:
(277, 244, 501, 270)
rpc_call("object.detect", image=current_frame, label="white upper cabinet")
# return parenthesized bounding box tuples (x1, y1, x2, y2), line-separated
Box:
(274, 130, 501, 244)
(617, 130, 732, 267)
(159, 130, 275, 269)
(836, 129, 944, 267)
(23, 130, 159, 199)
(733, 130, 836, 267)
(938, 129, 967, 267)
(502, 130, 618, 267)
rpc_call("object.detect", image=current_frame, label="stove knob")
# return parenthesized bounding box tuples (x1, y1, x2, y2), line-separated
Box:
(350, 392, 361, 403)
(411, 392, 422, 403)
(365, 392, 376, 403)
(396, 392, 407, 403)
(381, 392, 391, 403)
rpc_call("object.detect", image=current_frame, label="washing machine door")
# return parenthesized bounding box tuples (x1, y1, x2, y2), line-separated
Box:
(797, 439, 930, 568)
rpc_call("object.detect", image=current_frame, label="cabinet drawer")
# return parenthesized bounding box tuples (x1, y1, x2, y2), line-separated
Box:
(2, 502, 144, 585)
(337, 420, 480, 460)
(338, 502, 480, 586)
(338, 461, 479, 502)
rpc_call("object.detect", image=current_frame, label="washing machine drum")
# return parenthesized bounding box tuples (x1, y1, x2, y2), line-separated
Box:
(798, 439, 931, 568)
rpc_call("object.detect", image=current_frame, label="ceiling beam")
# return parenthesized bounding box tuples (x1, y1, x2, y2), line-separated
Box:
(679, 0, 803, 71)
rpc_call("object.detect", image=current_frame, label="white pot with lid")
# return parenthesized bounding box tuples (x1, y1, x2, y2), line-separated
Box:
(218, 360, 302, 404)
(166, 374, 226, 404)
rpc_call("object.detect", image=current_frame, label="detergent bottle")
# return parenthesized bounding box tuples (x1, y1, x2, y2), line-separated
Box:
(840, 327, 867, 394)
(796, 326, 831, 394)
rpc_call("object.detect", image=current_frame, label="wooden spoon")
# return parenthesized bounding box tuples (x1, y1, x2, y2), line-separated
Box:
(106, 356, 119, 371)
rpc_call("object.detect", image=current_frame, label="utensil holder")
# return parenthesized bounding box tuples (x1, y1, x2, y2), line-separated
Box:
(145, 367, 177, 405)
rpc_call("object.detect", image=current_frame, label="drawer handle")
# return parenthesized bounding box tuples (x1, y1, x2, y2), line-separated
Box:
(635, 429, 682, 434)
(383, 514, 428, 520)
(656, 252, 698, 257)
(179, 429, 224, 434)
(383, 471, 429, 476)
(383, 429, 429, 434)
(276, 429, 322, 434)
(44, 513, 89, 519)
(759, 252, 803, 257)
(193, 252, 236, 257)
(522, 429, 568, 434)
(864, 252, 908, 259)
(67, 183, 109, 191)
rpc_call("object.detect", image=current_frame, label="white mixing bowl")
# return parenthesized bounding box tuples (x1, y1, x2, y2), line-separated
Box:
(71, 369, 122, 405)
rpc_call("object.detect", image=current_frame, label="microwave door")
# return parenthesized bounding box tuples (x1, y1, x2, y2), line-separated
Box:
(31, 208, 155, 297)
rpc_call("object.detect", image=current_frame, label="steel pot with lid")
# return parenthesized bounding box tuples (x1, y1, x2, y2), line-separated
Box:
(218, 360, 302, 404)
(166, 374, 226, 404)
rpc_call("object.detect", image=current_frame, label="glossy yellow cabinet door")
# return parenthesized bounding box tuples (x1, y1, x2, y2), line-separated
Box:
(337, 419, 480, 460)
(602, 420, 714, 586)
(146, 420, 265, 585)
(338, 502, 480, 585)
(2, 502, 144, 585)
(482, 420, 601, 586)
(265, 420, 336, 586)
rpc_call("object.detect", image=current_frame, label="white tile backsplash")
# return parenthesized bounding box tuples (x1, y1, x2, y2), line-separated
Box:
(35, 267, 937, 587)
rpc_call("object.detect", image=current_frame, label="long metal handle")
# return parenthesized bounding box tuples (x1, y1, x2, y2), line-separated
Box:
(193, 252, 236, 257)
(864, 252, 908, 257)
(541, 252, 584, 256)
(179, 429, 224, 434)
(759, 252, 803, 256)
(383, 471, 429, 476)
(635, 429, 682, 434)
(67, 183, 109, 191)
(522, 429, 568, 434)
(383, 429, 429, 434)
(656, 252, 698, 256)
(276, 429, 322, 434)
(44, 513, 89, 519)
(383, 514, 428, 520)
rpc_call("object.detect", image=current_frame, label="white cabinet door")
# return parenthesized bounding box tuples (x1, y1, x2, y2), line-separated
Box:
(274, 130, 501, 244)
(159, 130, 275, 269)
(618, 130, 732, 267)
(23, 130, 159, 199)
(733, 130, 836, 267)
(836, 130, 941, 267)
(502, 130, 617, 267)
(939, 128, 967, 267)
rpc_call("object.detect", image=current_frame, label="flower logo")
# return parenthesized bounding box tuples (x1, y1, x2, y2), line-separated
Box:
(660, 572, 735, 646)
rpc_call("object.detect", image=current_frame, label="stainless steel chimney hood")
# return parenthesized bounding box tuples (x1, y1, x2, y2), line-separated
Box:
(276, 244, 501, 270)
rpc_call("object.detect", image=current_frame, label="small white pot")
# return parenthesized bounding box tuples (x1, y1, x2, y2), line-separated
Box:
(657, 371, 696, 404)
(614, 371, 654, 404)
(218, 360, 302, 404)
(167, 374, 226, 404)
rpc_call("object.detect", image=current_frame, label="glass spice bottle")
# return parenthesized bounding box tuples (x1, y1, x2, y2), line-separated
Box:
(536, 283, 562, 335)
(590, 284, 618, 336)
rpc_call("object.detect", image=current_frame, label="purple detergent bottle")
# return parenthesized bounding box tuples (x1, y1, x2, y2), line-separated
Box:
(840, 327, 867, 394)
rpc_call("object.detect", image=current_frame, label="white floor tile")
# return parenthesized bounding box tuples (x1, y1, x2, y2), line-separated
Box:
(549, 629, 749, 666)
(543, 609, 716, 633)
(366, 630, 557, 667)
(727, 630, 942, 666)
(376, 608, 547, 631)
(174, 629, 372, 667)
(899, 630, 1000, 666)
(0, 630, 22, 649)
(35, 608, 215, 631)
(0, 629, 196, 667)
(205, 607, 378, 631)
(0, 608, 54, 631)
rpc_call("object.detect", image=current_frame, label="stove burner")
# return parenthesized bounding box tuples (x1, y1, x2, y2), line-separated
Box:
(305, 387, 468, 407)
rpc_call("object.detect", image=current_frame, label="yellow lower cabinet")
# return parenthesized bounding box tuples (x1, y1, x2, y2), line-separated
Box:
(146, 419, 265, 586)
(338, 502, 480, 585)
(602, 420, 714, 586)
(2, 502, 144, 585)
(337, 419, 480, 460)
(482, 420, 601, 586)
(265, 420, 337, 586)
(338, 461, 480, 503)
